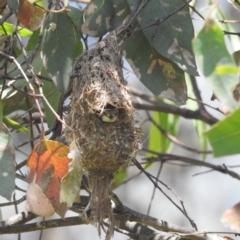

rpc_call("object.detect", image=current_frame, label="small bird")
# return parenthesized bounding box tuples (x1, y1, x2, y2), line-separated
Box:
(101, 105, 119, 123)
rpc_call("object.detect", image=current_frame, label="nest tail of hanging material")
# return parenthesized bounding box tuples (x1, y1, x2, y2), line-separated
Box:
(64, 33, 141, 239)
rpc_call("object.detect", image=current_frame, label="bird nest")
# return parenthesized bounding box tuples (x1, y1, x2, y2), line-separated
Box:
(64, 33, 140, 239)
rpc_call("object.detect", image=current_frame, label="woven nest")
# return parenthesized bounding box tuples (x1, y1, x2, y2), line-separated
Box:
(64, 34, 140, 239)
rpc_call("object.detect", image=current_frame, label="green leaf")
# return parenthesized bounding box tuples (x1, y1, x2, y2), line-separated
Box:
(205, 108, 240, 157)
(207, 1, 240, 51)
(0, 23, 32, 37)
(3, 117, 29, 132)
(81, 0, 115, 37)
(7, 0, 20, 12)
(42, 79, 61, 128)
(26, 29, 40, 51)
(216, 65, 240, 75)
(1, 92, 31, 117)
(60, 153, 83, 207)
(127, 0, 198, 76)
(233, 50, 240, 66)
(186, 74, 208, 160)
(110, 0, 130, 31)
(73, 41, 83, 59)
(0, 101, 3, 122)
(193, 19, 238, 112)
(123, 27, 187, 105)
(0, 122, 15, 201)
(147, 108, 179, 158)
(67, 6, 84, 30)
(193, 120, 207, 160)
(41, 13, 80, 93)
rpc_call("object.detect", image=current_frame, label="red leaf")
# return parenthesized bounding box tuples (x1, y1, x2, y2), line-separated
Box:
(16, 0, 44, 31)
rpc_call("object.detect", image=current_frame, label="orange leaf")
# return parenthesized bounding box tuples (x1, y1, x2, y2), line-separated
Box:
(27, 139, 71, 182)
(26, 138, 71, 216)
(16, 0, 44, 31)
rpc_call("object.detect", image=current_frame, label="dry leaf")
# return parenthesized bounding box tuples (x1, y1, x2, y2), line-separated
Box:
(223, 236, 234, 240)
(26, 182, 54, 217)
(26, 138, 71, 217)
(221, 202, 240, 230)
(16, 0, 44, 31)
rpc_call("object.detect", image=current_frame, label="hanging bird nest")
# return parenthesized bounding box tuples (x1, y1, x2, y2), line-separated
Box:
(64, 33, 141, 239)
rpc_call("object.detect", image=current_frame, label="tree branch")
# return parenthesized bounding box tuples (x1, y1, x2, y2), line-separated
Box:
(142, 149, 240, 181)
(131, 88, 218, 125)
(115, 220, 187, 240)
(0, 216, 87, 234)
(133, 101, 217, 125)
(0, 195, 236, 240)
(223, 30, 240, 36)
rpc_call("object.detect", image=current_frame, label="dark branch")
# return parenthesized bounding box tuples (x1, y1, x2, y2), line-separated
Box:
(0, 216, 87, 234)
(131, 88, 218, 125)
(142, 149, 240, 181)
(223, 30, 240, 36)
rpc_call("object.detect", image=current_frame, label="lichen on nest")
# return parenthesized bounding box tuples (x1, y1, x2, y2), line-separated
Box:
(64, 33, 141, 239)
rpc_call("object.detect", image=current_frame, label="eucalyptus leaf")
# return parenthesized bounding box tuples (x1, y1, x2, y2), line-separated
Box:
(81, 0, 115, 37)
(127, 0, 198, 76)
(123, 25, 187, 105)
(41, 13, 81, 93)
(67, 6, 84, 30)
(110, 0, 130, 30)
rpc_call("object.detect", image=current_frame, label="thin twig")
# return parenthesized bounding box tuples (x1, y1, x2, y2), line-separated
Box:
(120, 0, 151, 32)
(0, 51, 45, 136)
(16, 127, 54, 148)
(24, 87, 34, 150)
(223, 30, 240, 36)
(0, 10, 13, 25)
(146, 111, 212, 154)
(147, 161, 163, 215)
(142, 149, 240, 181)
(192, 18, 240, 23)
(187, 97, 222, 112)
(132, 158, 198, 230)
(186, 0, 205, 19)
(136, 0, 192, 39)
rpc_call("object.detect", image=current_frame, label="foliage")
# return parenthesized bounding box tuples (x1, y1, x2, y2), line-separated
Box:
(0, 0, 240, 239)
